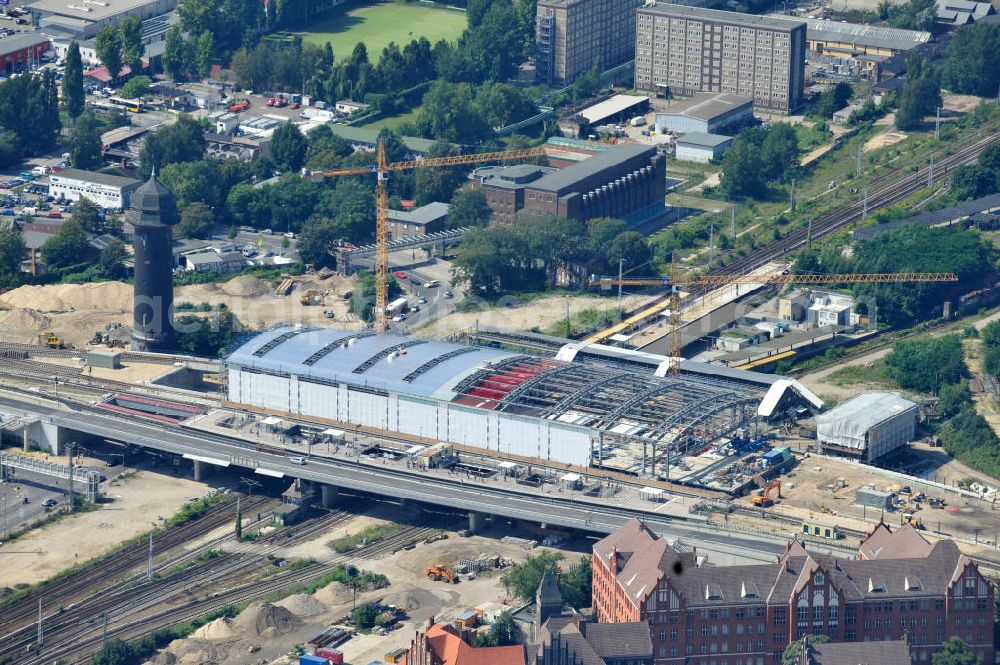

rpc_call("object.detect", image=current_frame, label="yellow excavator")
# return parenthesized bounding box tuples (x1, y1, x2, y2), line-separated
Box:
(38, 332, 65, 349)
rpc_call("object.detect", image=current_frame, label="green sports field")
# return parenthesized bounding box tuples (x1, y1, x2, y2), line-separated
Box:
(299, 0, 467, 59)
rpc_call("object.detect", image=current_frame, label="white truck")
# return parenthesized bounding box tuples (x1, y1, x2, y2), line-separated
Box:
(629, 116, 647, 127)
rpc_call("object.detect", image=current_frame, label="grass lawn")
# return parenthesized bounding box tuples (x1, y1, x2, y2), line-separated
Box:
(299, 0, 466, 58)
(361, 105, 422, 130)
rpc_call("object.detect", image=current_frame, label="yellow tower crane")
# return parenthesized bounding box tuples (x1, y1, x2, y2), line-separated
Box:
(308, 141, 546, 332)
(588, 269, 959, 373)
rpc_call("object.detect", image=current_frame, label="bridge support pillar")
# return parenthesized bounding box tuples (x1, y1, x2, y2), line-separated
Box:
(468, 511, 485, 534)
(193, 459, 205, 481)
(22, 427, 28, 452)
(320, 484, 338, 509)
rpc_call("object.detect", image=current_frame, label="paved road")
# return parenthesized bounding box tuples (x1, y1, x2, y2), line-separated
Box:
(0, 391, 859, 565)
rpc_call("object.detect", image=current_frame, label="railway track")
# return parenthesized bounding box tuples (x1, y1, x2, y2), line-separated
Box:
(0, 504, 364, 662)
(0, 494, 270, 639)
(691, 131, 999, 297)
(21, 524, 439, 665)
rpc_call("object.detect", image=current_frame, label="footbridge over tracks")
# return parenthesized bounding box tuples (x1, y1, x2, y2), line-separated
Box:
(0, 392, 852, 566)
(0, 452, 101, 501)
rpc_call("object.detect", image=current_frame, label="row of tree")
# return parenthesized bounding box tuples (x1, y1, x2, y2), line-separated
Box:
(452, 216, 653, 294)
(949, 143, 1000, 201)
(95, 16, 145, 80)
(942, 22, 1000, 98)
(794, 224, 996, 327)
(0, 71, 61, 168)
(895, 55, 942, 131)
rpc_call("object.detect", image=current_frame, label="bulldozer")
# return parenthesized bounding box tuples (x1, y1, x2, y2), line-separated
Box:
(38, 332, 65, 349)
(300, 290, 323, 306)
(751, 480, 782, 508)
(425, 564, 457, 583)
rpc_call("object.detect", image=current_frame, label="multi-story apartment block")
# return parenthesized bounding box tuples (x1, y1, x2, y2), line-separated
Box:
(593, 519, 995, 665)
(535, 0, 645, 85)
(634, 3, 807, 112)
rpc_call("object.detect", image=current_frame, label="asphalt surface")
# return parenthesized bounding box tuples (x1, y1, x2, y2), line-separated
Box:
(0, 392, 858, 565)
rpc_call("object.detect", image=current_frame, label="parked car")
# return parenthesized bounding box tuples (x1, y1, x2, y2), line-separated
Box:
(47, 211, 62, 218)
(41, 498, 57, 507)
(443, 290, 453, 299)
(392, 314, 407, 322)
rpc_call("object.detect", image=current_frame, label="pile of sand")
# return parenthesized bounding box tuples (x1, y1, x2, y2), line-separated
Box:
(233, 603, 301, 638)
(313, 583, 354, 607)
(0, 282, 132, 312)
(275, 593, 328, 618)
(192, 616, 239, 640)
(0, 308, 52, 331)
(154, 638, 231, 665)
(221, 275, 271, 298)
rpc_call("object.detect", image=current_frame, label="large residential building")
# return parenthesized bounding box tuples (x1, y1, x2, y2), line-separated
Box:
(535, 0, 644, 85)
(635, 3, 807, 113)
(593, 519, 994, 665)
(470, 144, 666, 227)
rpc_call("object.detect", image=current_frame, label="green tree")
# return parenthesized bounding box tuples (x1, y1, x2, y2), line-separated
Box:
(235, 501, 242, 540)
(447, 189, 491, 229)
(0, 72, 61, 156)
(141, 115, 207, 176)
(195, 31, 214, 78)
(885, 335, 965, 394)
(119, 15, 145, 73)
(942, 23, 1000, 97)
(812, 82, 852, 118)
(499, 551, 564, 602)
(91, 638, 134, 665)
(416, 81, 493, 144)
(69, 113, 103, 171)
(97, 239, 128, 279)
(177, 202, 216, 239)
(71, 197, 103, 233)
(95, 24, 122, 81)
(305, 124, 352, 170)
(270, 122, 308, 172)
(558, 555, 592, 610)
(978, 144, 1000, 174)
(932, 637, 980, 665)
(351, 602, 378, 629)
(297, 217, 340, 268)
(606, 231, 652, 273)
(474, 82, 536, 129)
(473, 609, 522, 647)
(41, 219, 92, 270)
(163, 26, 188, 80)
(951, 164, 997, 201)
(938, 381, 971, 418)
(782, 635, 830, 665)
(160, 160, 223, 211)
(62, 41, 85, 118)
(572, 63, 601, 100)
(896, 56, 941, 131)
(414, 141, 467, 205)
(175, 310, 238, 356)
(0, 227, 26, 275)
(760, 123, 799, 181)
(720, 139, 765, 198)
(120, 75, 151, 99)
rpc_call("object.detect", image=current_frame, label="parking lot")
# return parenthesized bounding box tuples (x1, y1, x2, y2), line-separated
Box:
(1, 476, 66, 539)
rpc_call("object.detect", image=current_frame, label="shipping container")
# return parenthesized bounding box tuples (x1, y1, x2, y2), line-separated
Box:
(300, 654, 330, 665)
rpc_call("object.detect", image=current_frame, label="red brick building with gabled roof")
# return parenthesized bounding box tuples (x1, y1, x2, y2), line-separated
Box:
(592, 519, 993, 665)
(399, 619, 526, 665)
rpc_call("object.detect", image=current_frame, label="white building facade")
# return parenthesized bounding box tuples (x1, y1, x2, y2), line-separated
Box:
(48, 169, 141, 210)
